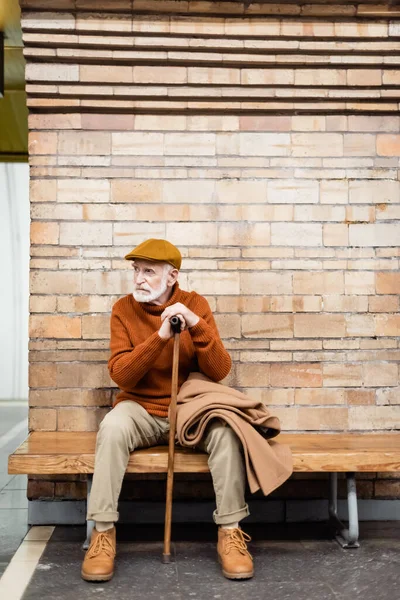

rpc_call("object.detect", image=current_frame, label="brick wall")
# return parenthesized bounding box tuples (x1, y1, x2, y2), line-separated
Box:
(23, 1, 399, 503)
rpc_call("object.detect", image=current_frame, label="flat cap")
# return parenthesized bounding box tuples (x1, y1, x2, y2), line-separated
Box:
(124, 238, 182, 270)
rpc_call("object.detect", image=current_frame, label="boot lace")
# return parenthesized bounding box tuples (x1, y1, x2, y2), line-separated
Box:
(224, 528, 252, 559)
(86, 531, 115, 560)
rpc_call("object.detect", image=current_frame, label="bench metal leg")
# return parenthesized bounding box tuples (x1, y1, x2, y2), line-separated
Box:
(329, 472, 360, 549)
(83, 475, 95, 550)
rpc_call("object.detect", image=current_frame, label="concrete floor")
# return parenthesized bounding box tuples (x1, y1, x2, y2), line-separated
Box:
(22, 521, 400, 600)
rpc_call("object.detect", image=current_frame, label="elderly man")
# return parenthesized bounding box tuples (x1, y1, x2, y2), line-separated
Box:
(81, 238, 253, 582)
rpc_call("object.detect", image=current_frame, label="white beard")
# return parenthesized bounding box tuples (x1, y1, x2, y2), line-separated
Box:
(132, 271, 169, 303)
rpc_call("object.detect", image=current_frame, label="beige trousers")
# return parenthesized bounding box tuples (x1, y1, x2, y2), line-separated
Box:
(87, 400, 249, 525)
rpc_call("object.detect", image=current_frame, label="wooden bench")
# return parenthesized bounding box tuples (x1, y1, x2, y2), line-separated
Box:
(9, 431, 400, 549)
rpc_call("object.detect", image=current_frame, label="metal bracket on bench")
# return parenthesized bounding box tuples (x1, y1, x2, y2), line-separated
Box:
(329, 472, 359, 549)
(83, 475, 95, 550)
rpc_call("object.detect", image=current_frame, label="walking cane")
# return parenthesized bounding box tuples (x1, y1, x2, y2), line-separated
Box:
(163, 315, 181, 563)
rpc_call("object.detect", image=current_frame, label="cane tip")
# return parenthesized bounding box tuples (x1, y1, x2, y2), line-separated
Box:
(162, 553, 172, 564)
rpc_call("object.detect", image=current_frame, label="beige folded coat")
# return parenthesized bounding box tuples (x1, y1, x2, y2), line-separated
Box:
(176, 372, 293, 496)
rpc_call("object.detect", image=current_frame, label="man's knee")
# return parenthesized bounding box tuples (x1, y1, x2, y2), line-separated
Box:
(97, 411, 133, 446)
(206, 421, 240, 452)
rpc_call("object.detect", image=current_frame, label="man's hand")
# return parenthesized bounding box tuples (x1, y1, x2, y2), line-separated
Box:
(158, 303, 200, 340)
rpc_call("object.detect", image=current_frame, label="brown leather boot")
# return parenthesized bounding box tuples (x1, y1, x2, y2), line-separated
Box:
(217, 527, 254, 580)
(81, 527, 116, 582)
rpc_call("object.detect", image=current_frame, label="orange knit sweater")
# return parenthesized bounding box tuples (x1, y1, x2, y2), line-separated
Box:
(108, 282, 232, 417)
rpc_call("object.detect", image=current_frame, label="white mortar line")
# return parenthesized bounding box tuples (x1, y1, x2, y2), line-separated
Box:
(0, 526, 54, 600)
(0, 418, 28, 450)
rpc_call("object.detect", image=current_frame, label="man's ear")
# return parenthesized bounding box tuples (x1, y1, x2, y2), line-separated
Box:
(168, 268, 179, 286)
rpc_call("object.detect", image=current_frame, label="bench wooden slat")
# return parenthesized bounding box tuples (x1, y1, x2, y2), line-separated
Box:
(8, 432, 400, 475)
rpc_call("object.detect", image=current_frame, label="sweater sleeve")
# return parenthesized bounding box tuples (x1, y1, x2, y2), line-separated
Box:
(108, 308, 169, 389)
(188, 295, 231, 382)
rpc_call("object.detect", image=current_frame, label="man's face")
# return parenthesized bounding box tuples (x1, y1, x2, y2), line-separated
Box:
(132, 259, 170, 303)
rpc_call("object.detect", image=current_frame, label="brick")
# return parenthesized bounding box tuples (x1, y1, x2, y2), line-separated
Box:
(239, 116, 291, 132)
(375, 481, 400, 498)
(82, 271, 133, 295)
(240, 351, 291, 363)
(26, 63, 79, 82)
(346, 389, 375, 405)
(348, 116, 400, 133)
(242, 314, 293, 339)
(345, 272, 375, 295)
(29, 114, 81, 130)
(58, 132, 111, 155)
(244, 388, 294, 406)
(294, 205, 344, 222)
(215, 180, 267, 204)
(30, 296, 57, 313)
(30, 271, 81, 294)
(27, 480, 55, 499)
(218, 223, 270, 246)
(57, 407, 108, 432)
(297, 407, 348, 431)
(270, 363, 323, 388)
(240, 272, 292, 295)
(295, 389, 345, 405)
(112, 132, 163, 156)
(189, 67, 240, 85)
(188, 271, 240, 295)
(56, 363, 111, 388)
(375, 314, 400, 337)
(165, 222, 217, 246)
(165, 133, 215, 156)
(349, 224, 400, 247)
(320, 180, 348, 205)
(347, 70, 382, 87)
(376, 273, 400, 294)
(369, 296, 399, 313)
(30, 315, 81, 339)
(60, 223, 112, 246)
(82, 315, 110, 339)
(29, 363, 57, 388)
(349, 180, 400, 204)
(111, 179, 163, 203)
(81, 114, 135, 130)
(29, 408, 57, 431)
(28, 132, 57, 155)
(323, 364, 363, 387)
(55, 481, 87, 499)
(134, 65, 186, 84)
(343, 134, 376, 156)
(236, 364, 270, 387)
(241, 69, 294, 85)
(30, 180, 57, 203)
(81, 64, 133, 83)
(31, 222, 59, 245)
(239, 133, 290, 157)
(345, 315, 375, 337)
(345, 206, 375, 224)
(293, 272, 344, 294)
(323, 296, 368, 313)
(58, 179, 110, 203)
(377, 134, 400, 156)
(292, 133, 343, 157)
(363, 363, 398, 387)
(349, 406, 399, 430)
(271, 223, 322, 246)
(214, 314, 241, 338)
(294, 314, 346, 338)
(376, 387, 400, 405)
(323, 224, 349, 247)
(291, 116, 326, 132)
